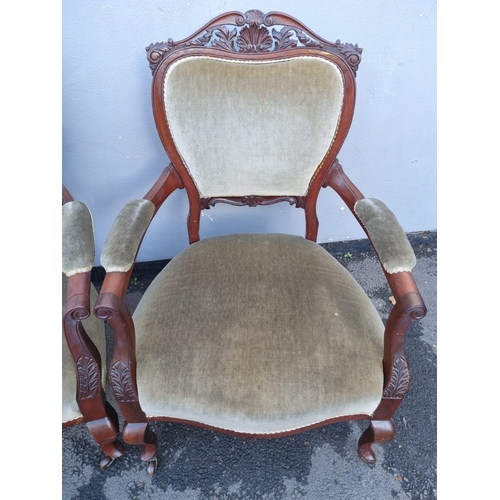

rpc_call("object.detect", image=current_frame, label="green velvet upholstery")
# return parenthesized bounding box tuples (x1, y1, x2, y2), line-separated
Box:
(62, 274, 106, 423)
(354, 198, 416, 274)
(101, 199, 155, 273)
(164, 56, 344, 197)
(62, 201, 95, 276)
(133, 234, 385, 434)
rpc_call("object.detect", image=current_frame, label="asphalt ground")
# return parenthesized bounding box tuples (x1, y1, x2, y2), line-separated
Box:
(63, 233, 436, 500)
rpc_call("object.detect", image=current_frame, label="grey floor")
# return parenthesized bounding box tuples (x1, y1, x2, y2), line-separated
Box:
(62, 236, 436, 500)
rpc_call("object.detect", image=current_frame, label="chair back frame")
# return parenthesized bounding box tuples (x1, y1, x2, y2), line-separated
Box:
(146, 10, 362, 243)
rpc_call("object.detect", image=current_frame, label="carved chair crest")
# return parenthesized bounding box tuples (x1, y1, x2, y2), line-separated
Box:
(146, 10, 362, 75)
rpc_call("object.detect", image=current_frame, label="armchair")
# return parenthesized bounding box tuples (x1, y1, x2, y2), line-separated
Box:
(62, 186, 123, 468)
(94, 10, 426, 475)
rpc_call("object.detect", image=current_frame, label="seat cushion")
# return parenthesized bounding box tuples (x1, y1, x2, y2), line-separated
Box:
(62, 274, 106, 423)
(134, 234, 384, 434)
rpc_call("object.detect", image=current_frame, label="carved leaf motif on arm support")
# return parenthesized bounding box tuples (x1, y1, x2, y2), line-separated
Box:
(382, 357, 410, 399)
(76, 355, 101, 400)
(110, 360, 138, 403)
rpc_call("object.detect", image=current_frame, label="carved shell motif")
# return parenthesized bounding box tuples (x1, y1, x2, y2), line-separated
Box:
(236, 25, 273, 52)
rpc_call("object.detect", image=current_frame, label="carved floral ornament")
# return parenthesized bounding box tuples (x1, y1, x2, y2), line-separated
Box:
(201, 196, 306, 210)
(146, 10, 362, 75)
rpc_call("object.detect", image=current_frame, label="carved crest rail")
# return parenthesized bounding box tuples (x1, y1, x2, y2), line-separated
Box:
(146, 10, 362, 75)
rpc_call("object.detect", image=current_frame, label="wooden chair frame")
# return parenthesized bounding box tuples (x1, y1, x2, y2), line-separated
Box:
(62, 186, 124, 468)
(94, 10, 426, 474)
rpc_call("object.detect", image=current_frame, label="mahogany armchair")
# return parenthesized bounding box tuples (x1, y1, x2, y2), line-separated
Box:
(94, 10, 427, 475)
(62, 186, 123, 468)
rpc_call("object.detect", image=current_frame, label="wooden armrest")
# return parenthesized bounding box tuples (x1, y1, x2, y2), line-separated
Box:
(100, 164, 184, 275)
(62, 200, 95, 276)
(62, 185, 95, 316)
(100, 199, 156, 273)
(354, 198, 416, 274)
(322, 160, 421, 300)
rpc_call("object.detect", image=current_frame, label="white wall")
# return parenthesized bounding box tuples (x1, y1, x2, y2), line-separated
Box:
(62, 0, 436, 263)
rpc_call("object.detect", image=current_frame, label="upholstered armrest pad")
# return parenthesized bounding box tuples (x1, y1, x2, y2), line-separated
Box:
(354, 198, 416, 274)
(62, 201, 95, 276)
(101, 199, 155, 273)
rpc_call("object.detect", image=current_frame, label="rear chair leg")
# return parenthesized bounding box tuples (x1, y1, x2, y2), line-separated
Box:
(358, 419, 395, 464)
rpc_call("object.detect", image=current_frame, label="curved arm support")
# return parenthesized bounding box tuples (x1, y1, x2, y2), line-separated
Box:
(95, 289, 157, 465)
(143, 163, 184, 213)
(94, 165, 183, 418)
(63, 274, 104, 412)
(97, 163, 184, 303)
(63, 273, 123, 457)
(373, 292, 426, 420)
(90, 166, 182, 464)
(323, 161, 415, 275)
(100, 164, 184, 274)
(91, 167, 183, 464)
(63, 311, 105, 415)
(322, 161, 427, 420)
(94, 291, 148, 424)
(322, 161, 423, 300)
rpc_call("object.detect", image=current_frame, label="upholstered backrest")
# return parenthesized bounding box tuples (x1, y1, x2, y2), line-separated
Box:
(164, 56, 344, 197)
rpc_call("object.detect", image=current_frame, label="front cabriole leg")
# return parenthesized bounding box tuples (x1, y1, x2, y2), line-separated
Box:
(358, 291, 426, 463)
(123, 422, 158, 475)
(85, 402, 125, 469)
(358, 419, 395, 463)
(95, 290, 158, 474)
